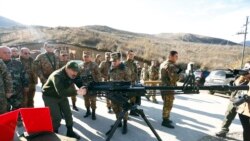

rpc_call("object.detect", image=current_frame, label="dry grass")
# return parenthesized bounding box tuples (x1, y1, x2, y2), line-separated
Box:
(0, 26, 249, 70)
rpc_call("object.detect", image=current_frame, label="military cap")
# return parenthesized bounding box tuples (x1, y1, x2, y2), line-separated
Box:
(83, 51, 91, 57)
(96, 54, 101, 58)
(66, 61, 80, 72)
(105, 52, 111, 57)
(110, 52, 121, 62)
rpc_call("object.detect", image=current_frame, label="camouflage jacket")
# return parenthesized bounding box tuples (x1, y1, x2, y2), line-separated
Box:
(109, 63, 130, 81)
(124, 59, 138, 82)
(159, 60, 179, 86)
(99, 60, 111, 81)
(140, 67, 149, 81)
(0, 59, 13, 96)
(79, 61, 102, 84)
(95, 58, 101, 66)
(237, 81, 250, 117)
(33, 52, 59, 84)
(4, 59, 29, 95)
(149, 65, 159, 80)
(19, 57, 38, 84)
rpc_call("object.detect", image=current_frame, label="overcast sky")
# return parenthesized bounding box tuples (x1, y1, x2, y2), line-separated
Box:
(0, 0, 250, 43)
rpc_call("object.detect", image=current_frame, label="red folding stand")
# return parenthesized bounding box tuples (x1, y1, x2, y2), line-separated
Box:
(20, 107, 53, 134)
(0, 110, 19, 141)
(0, 107, 53, 141)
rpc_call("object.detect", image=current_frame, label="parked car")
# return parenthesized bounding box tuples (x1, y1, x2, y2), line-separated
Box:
(204, 69, 235, 95)
(194, 70, 210, 86)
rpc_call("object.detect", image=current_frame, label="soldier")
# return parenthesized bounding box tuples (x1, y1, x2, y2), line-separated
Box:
(140, 63, 149, 82)
(99, 52, 112, 113)
(124, 50, 140, 116)
(147, 60, 159, 103)
(59, 50, 79, 111)
(19, 47, 38, 107)
(42, 61, 87, 139)
(236, 63, 250, 141)
(0, 46, 29, 111)
(216, 62, 250, 137)
(95, 54, 102, 65)
(80, 51, 101, 120)
(33, 42, 59, 85)
(160, 50, 180, 128)
(109, 52, 130, 134)
(10, 47, 19, 59)
(0, 59, 13, 114)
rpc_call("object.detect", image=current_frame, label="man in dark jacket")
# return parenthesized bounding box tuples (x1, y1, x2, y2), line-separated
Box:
(42, 61, 86, 139)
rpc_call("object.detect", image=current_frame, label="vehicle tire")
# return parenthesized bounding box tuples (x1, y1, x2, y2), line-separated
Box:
(209, 90, 215, 95)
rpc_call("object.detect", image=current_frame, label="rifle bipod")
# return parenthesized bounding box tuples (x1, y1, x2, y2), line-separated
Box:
(105, 101, 162, 141)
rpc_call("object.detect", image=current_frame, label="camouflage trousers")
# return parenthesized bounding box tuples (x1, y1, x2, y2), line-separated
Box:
(0, 96, 7, 114)
(112, 102, 128, 120)
(106, 98, 112, 108)
(147, 83, 158, 101)
(84, 95, 97, 109)
(71, 96, 77, 104)
(7, 92, 23, 111)
(161, 92, 175, 119)
(23, 84, 36, 107)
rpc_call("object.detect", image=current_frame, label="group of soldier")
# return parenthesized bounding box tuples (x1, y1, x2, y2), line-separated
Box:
(0, 46, 36, 115)
(0, 42, 181, 139)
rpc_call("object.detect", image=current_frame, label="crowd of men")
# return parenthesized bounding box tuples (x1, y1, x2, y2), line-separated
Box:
(1, 42, 249, 141)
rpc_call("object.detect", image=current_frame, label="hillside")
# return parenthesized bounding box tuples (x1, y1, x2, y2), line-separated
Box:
(0, 16, 23, 27)
(0, 24, 248, 69)
(156, 33, 238, 45)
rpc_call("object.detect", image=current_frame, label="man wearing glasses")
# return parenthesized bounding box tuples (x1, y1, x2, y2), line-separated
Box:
(34, 42, 59, 85)
(19, 47, 38, 107)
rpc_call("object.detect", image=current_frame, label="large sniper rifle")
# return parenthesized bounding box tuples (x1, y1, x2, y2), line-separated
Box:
(82, 66, 249, 141)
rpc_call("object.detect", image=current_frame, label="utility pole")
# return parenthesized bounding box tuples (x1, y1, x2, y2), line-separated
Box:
(237, 16, 249, 68)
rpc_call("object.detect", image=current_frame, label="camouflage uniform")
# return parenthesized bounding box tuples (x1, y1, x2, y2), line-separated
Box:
(109, 63, 130, 120)
(148, 65, 159, 102)
(99, 57, 112, 109)
(33, 52, 59, 85)
(216, 76, 249, 137)
(4, 59, 29, 110)
(95, 55, 101, 66)
(140, 66, 149, 81)
(80, 61, 101, 111)
(160, 60, 179, 127)
(19, 57, 37, 107)
(0, 59, 13, 114)
(236, 81, 250, 141)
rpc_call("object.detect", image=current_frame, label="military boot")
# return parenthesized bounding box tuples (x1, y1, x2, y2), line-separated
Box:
(122, 120, 127, 134)
(66, 126, 80, 140)
(108, 107, 112, 113)
(162, 118, 174, 129)
(152, 98, 158, 104)
(72, 103, 79, 111)
(215, 130, 228, 137)
(84, 107, 91, 118)
(145, 95, 150, 101)
(92, 109, 96, 120)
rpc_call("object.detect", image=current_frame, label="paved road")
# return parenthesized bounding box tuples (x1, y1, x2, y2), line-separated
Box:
(16, 84, 243, 141)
